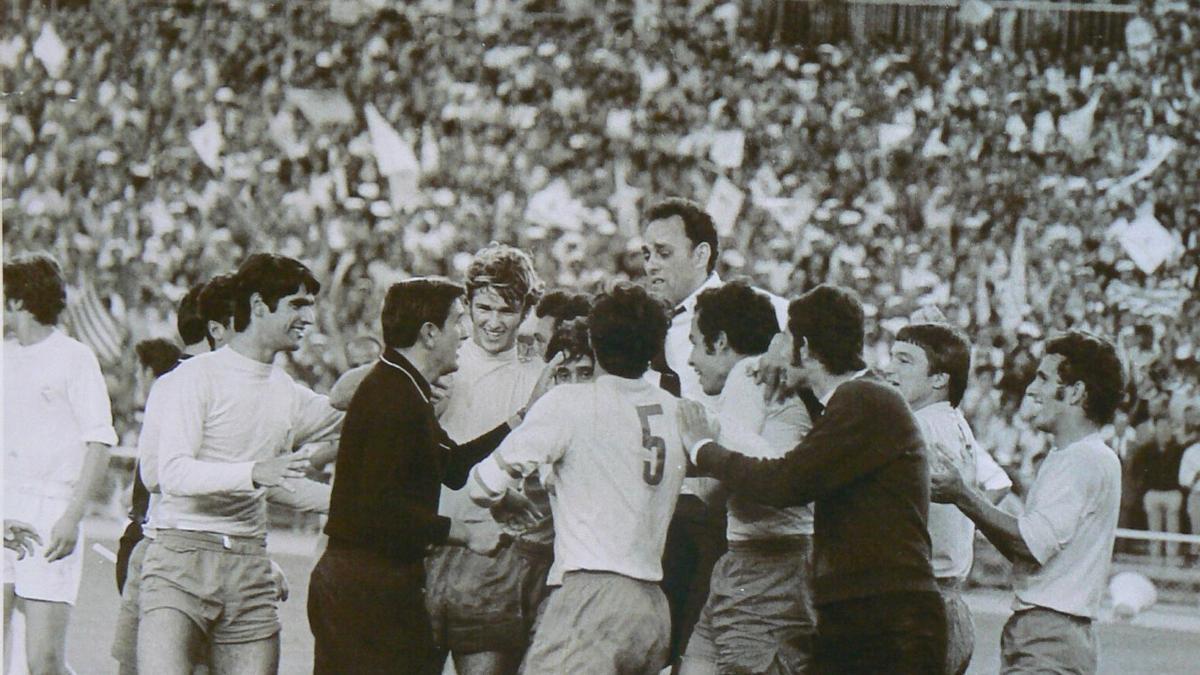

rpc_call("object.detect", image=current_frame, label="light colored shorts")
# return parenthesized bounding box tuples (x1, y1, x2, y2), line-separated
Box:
(139, 530, 278, 645)
(685, 536, 816, 674)
(1001, 606, 1096, 675)
(2, 491, 84, 605)
(522, 570, 670, 675)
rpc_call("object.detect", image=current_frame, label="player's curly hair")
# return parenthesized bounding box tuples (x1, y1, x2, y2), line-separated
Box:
(546, 317, 592, 365)
(896, 323, 972, 408)
(1045, 331, 1125, 425)
(588, 282, 668, 379)
(3, 252, 67, 325)
(231, 254, 321, 332)
(694, 279, 778, 356)
(787, 285, 867, 376)
(465, 243, 543, 315)
(536, 290, 592, 323)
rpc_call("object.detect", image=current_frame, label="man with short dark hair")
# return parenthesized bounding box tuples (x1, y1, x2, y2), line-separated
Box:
(197, 273, 238, 350)
(679, 284, 946, 673)
(309, 278, 520, 675)
(4, 252, 118, 675)
(680, 280, 815, 675)
(137, 254, 343, 674)
(468, 283, 687, 674)
(933, 331, 1125, 674)
(885, 322, 982, 675)
(517, 290, 593, 362)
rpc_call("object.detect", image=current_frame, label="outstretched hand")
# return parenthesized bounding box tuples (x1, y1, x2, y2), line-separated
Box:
(4, 520, 42, 560)
(677, 400, 720, 462)
(490, 488, 544, 533)
(753, 333, 794, 403)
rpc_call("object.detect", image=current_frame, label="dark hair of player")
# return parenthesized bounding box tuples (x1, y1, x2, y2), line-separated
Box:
(381, 278, 465, 351)
(545, 317, 592, 364)
(787, 284, 867, 376)
(465, 243, 542, 315)
(587, 282, 668, 379)
(896, 323, 972, 408)
(3, 252, 67, 325)
(643, 198, 720, 274)
(198, 273, 238, 348)
(694, 279, 778, 356)
(176, 282, 208, 347)
(231, 254, 321, 332)
(1045, 331, 1125, 425)
(135, 338, 184, 379)
(536, 290, 592, 323)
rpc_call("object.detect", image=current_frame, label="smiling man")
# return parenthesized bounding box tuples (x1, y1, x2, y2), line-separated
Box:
(932, 332, 1124, 674)
(884, 322, 981, 675)
(423, 243, 549, 675)
(136, 254, 343, 675)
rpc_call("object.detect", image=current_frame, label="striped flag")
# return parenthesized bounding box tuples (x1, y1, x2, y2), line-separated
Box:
(63, 280, 125, 365)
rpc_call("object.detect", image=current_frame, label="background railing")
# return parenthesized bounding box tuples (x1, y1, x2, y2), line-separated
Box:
(749, 0, 1138, 51)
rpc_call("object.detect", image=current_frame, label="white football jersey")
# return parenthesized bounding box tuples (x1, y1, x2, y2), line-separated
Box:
(915, 401, 979, 580)
(470, 375, 686, 584)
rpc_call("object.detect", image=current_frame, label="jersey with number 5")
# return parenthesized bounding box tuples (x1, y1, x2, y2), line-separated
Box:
(469, 375, 686, 584)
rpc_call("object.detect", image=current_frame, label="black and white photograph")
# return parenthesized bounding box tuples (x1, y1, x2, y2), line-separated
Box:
(2, 0, 1199, 673)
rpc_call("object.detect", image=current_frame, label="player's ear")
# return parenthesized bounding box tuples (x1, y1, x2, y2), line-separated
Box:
(418, 321, 438, 349)
(692, 242, 711, 271)
(250, 292, 266, 318)
(714, 331, 730, 354)
(931, 371, 950, 392)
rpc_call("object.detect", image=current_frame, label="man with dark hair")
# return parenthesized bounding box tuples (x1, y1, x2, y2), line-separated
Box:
(197, 273, 238, 350)
(517, 290, 593, 362)
(468, 282, 686, 674)
(136, 253, 342, 674)
(640, 198, 790, 663)
(545, 317, 594, 385)
(3, 252, 118, 675)
(933, 331, 1124, 674)
(176, 284, 209, 352)
(309, 278, 522, 675)
(679, 284, 946, 674)
(680, 281, 815, 675)
(885, 322, 983, 675)
(424, 243, 548, 675)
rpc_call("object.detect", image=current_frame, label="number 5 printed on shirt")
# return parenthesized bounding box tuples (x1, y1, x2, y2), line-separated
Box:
(636, 404, 666, 486)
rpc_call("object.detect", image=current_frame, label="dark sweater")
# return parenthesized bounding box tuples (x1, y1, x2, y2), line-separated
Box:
(324, 350, 510, 562)
(696, 373, 936, 606)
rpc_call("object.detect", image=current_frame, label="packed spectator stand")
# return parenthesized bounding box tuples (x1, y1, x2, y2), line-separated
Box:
(3, 0, 1198, 571)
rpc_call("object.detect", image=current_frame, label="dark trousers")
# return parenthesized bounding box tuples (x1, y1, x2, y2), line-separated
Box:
(661, 494, 727, 663)
(813, 591, 947, 675)
(308, 543, 442, 675)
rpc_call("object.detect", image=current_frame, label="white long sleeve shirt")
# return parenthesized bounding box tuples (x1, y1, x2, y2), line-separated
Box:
(915, 402, 979, 581)
(138, 347, 342, 537)
(469, 375, 686, 584)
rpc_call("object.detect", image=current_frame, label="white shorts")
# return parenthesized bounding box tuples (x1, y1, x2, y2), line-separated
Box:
(2, 491, 84, 605)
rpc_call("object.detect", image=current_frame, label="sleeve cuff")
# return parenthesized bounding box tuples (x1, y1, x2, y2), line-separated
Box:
(688, 438, 715, 464)
(81, 426, 119, 446)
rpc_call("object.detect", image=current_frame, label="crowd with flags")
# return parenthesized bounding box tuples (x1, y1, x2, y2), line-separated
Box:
(2, 0, 1198, 500)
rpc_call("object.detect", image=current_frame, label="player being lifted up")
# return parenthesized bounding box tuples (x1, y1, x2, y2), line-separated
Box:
(469, 283, 687, 675)
(679, 280, 815, 675)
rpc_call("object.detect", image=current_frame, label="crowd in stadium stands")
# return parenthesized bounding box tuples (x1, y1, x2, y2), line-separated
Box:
(3, 1, 1198, 541)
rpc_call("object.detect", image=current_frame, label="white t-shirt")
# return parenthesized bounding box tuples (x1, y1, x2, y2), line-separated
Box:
(437, 340, 542, 521)
(469, 375, 686, 584)
(915, 402, 978, 580)
(4, 331, 117, 498)
(1014, 433, 1121, 619)
(141, 347, 342, 537)
(716, 358, 813, 540)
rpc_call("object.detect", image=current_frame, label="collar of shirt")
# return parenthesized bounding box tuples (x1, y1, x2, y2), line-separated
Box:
(379, 348, 433, 404)
(1053, 431, 1106, 455)
(818, 368, 870, 407)
(461, 338, 519, 365)
(676, 273, 723, 320)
